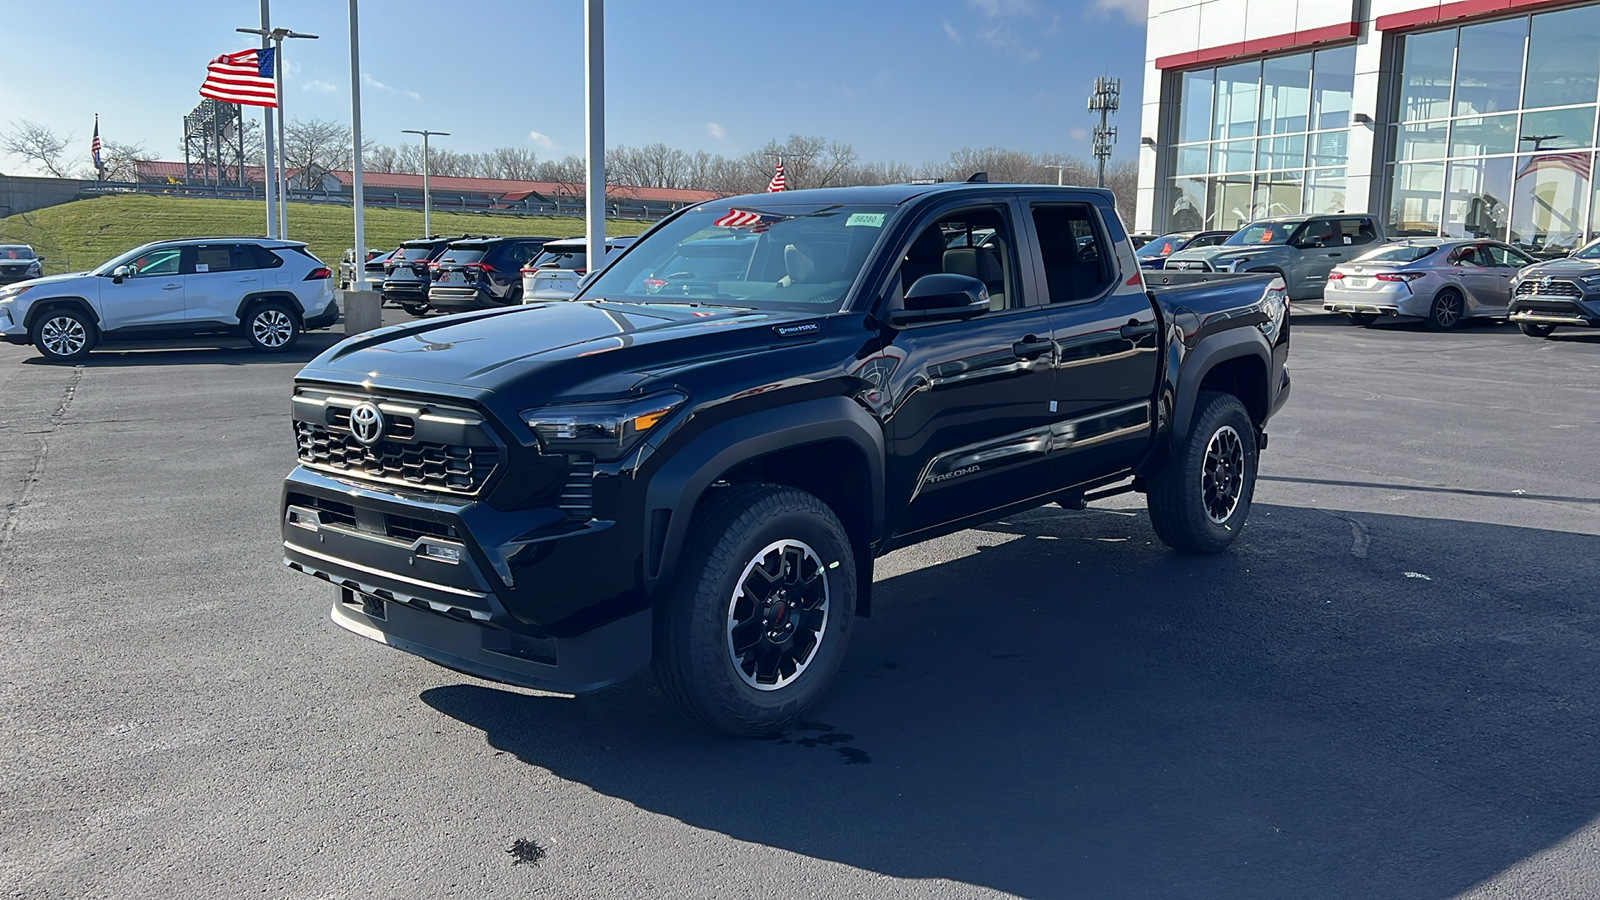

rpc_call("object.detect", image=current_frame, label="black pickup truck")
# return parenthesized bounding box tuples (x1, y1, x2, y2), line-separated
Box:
(280, 183, 1291, 735)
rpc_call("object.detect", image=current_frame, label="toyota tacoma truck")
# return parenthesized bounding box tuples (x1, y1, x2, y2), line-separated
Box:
(280, 183, 1291, 735)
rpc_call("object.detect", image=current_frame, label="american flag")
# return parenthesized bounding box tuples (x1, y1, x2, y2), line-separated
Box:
(713, 208, 785, 231)
(766, 161, 786, 192)
(199, 47, 278, 108)
(1517, 151, 1593, 181)
(91, 115, 102, 172)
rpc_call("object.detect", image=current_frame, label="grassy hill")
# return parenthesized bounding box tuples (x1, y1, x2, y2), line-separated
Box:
(0, 194, 653, 276)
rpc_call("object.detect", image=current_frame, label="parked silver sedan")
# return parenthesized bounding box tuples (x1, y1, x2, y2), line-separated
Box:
(1322, 238, 1537, 330)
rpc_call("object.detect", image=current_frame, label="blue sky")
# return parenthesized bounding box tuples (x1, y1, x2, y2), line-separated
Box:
(0, 0, 1148, 174)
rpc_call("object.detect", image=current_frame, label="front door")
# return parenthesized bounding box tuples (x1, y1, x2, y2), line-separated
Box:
(1025, 200, 1161, 485)
(184, 243, 261, 323)
(882, 201, 1059, 538)
(98, 246, 185, 330)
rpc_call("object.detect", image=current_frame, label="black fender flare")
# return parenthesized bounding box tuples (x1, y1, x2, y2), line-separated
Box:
(1170, 326, 1272, 443)
(641, 396, 886, 595)
(23, 296, 100, 331)
(234, 291, 305, 325)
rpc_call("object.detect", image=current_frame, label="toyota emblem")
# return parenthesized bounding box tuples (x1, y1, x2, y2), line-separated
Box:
(1541, 275, 1554, 289)
(349, 402, 385, 446)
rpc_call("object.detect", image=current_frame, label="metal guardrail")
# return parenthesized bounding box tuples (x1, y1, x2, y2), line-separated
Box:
(77, 181, 672, 222)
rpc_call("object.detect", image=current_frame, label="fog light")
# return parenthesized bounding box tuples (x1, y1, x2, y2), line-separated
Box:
(422, 542, 462, 564)
(287, 507, 320, 532)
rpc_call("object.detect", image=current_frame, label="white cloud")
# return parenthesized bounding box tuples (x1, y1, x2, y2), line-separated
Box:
(362, 72, 421, 102)
(976, 25, 1040, 61)
(303, 79, 337, 93)
(528, 130, 554, 149)
(1090, 0, 1147, 23)
(942, 19, 962, 43)
(706, 122, 726, 141)
(967, 0, 1039, 16)
(1070, 127, 1089, 141)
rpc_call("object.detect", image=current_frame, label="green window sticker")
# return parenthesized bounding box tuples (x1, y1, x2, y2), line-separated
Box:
(846, 212, 886, 228)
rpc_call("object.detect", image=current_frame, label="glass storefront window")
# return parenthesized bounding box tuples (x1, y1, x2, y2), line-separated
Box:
(1398, 29, 1456, 123)
(1444, 157, 1514, 240)
(1260, 53, 1311, 135)
(1450, 113, 1518, 157)
(1454, 18, 1528, 117)
(1309, 131, 1347, 167)
(1176, 146, 1209, 177)
(1253, 171, 1304, 219)
(1517, 107, 1597, 152)
(1213, 140, 1254, 173)
(1387, 162, 1446, 236)
(1256, 135, 1306, 171)
(1524, 6, 1600, 110)
(1311, 45, 1355, 130)
(1169, 177, 1207, 232)
(1510, 153, 1591, 254)
(1178, 69, 1215, 145)
(1209, 177, 1254, 230)
(1214, 62, 1261, 141)
(1394, 121, 1450, 162)
(1306, 169, 1346, 215)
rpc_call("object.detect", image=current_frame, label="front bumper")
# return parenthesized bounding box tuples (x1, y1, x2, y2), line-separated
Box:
(0, 304, 24, 341)
(1508, 293, 1600, 327)
(280, 466, 650, 693)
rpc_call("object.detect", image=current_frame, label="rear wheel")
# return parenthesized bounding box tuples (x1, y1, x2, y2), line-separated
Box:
(1146, 392, 1258, 554)
(30, 306, 97, 363)
(1345, 312, 1378, 326)
(244, 302, 301, 352)
(1427, 289, 1465, 331)
(654, 483, 856, 736)
(1517, 322, 1556, 338)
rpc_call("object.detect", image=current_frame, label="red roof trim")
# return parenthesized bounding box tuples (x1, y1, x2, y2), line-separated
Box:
(1375, 0, 1590, 31)
(1155, 21, 1360, 70)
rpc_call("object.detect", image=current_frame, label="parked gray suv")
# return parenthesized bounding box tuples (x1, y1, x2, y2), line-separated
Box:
(1162, 214, 1385, 299)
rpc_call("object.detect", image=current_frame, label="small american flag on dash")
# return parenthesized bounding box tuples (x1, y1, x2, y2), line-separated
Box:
(199, 47, 278, 108)
(767, 161, 786, 192)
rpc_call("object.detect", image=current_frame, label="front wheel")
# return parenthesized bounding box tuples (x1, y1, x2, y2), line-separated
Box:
(1345, 312, 1378, 326)
(30, 307, 98, 363)
(244, 302, 301, 352)
(1517, 322, 1556, 338)
(1146, 391, 1258, 554)
(654, 483, 857, 736)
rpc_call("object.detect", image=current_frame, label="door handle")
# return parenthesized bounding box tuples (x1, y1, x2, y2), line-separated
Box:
(1327, 253, 1342, 257)
(237, 277, 257, 282)
(162, 284, 182, 290)
(1012, 334, 1053, 360)
(1119, 319, 1157, 341)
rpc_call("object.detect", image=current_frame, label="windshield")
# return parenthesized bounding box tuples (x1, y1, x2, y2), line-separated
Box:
(437, 247, 487, 265)
(1136, 233, 1191, 259)
(1224, 222, 1298, 246)
(1356, 244, 1439, 264)
(0, 246, 35, 260)
(581, 202, 893, 311)
(1571, 238, 1600, 260)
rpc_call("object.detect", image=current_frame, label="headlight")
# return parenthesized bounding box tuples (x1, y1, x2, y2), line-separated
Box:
(1580, 274, 1600, 284)
(0, 284, 32, 300)
(520, 390, 686, 461)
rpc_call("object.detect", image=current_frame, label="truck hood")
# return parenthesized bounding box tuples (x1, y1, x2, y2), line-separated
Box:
(1163, 244, 1283, 267)
(296, 300, 828, 403)
(1517, 257, 1600, 279)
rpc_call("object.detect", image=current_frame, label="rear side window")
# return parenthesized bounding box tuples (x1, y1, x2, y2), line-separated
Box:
(237, 244, 283, 269)
(1339, 217, 1379, 246)
(1032, 204, 1115, 304)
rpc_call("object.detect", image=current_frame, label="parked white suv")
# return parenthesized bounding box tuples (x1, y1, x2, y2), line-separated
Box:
(519, 236, 638, 302)
(0, 238, 337, 362)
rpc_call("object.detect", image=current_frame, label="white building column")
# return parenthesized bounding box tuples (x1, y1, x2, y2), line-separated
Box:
(1344, 8, 1391, 219)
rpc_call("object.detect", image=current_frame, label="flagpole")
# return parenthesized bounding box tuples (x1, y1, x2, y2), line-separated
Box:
(349, 0, 368, 290)
(584, 0, 605, 273)
(259, 0, 276, 239)
(275, 33, 288, 239)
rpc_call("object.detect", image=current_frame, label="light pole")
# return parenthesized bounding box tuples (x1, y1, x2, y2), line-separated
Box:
(1045, 163, 1067, 186)
(349, 0, 368, 291)
(401, 129, 449, 236)
(254, 2, 276, 238)
(584, 0, 605, 271)
(238, 25, 317, 239)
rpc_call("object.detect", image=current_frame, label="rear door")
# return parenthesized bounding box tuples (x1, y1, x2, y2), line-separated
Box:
(1025, 198, 1160, 485)
(183, 244, 258, 323)
(98, 246, 186, 330)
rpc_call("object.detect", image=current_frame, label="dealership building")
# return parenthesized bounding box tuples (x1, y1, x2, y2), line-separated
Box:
(1136, 0, 1600, 254)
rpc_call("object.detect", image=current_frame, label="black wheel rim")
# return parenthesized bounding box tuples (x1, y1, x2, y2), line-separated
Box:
(1435, 294, 1462, 329)
(1201, 425, 1245, 525)
(726, 539, 829, 691)
(40, 315, 86, 356)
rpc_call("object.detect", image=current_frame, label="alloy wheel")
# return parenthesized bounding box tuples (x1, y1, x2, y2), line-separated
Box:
(1434, 295, 1463, 329)
(252, 309, 294, 348)
(726, 539, 829, 691)
(1201, 425, 1245, 524)
(40, 315, 87, 357)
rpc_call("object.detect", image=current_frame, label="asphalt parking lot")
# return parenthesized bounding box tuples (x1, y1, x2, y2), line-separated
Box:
(2, 307, 1598, 899)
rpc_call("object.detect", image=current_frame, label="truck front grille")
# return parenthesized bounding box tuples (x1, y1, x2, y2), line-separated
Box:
(294, 421, 496, 493)
(1516, 279, 1582, 297)
(559, 459, 595, 519)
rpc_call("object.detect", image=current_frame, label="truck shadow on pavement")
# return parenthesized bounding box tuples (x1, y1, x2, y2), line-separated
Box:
(423, 502, 1600, 899)
(18, 331, 348, 368)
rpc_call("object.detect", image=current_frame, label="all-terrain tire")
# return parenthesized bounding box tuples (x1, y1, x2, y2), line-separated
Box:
(1146, 391, 1258, 554)
(653, 483, 857, 736)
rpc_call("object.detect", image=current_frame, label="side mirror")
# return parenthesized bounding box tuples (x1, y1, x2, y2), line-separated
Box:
(887, 273, 990, 327)
(111, 264, 132, 283)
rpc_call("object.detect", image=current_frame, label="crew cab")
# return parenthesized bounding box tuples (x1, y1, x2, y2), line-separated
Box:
(280, 183, 1291, 736)
(1162, 214, 1385, 299)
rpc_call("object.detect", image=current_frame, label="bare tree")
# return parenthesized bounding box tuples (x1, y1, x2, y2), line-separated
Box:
(484, 146, 540, 180)
(98, 139, 150, 183)
(3, 120, 77, 178)
(280, 118, 371, 172)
